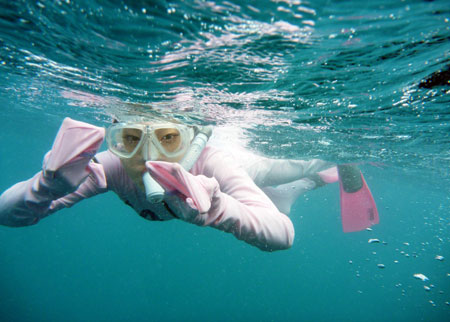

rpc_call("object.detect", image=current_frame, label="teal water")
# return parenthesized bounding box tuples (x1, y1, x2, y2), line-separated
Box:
(1, 0, 449, 321)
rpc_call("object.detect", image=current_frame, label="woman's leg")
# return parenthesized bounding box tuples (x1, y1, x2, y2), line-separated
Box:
(261, 178, 318, 215)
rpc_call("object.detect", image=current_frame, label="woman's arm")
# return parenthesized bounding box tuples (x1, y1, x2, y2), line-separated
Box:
(199, 147, 295, 251)
(0, 118, 106, 227)
(149, 146, 295, 252)
(0, 169, 106, 227)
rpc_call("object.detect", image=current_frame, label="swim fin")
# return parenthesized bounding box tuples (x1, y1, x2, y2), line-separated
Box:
(337, 165, 379, 232)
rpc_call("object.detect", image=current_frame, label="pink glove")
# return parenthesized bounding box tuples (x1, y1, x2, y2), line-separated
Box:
(145, 161, 218, 222)
(39, 117, 106, 198)
(0, 118, 106, 226)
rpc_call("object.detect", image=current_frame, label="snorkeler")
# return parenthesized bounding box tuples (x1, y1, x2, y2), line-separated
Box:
(0, 116, 378, 251)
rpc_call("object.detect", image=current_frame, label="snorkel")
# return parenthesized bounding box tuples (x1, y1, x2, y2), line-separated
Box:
(143, 125, 213, 203)
(180, 126, 213, 170)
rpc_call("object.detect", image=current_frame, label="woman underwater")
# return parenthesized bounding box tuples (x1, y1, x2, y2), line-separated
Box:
(0, 114, 376, 251)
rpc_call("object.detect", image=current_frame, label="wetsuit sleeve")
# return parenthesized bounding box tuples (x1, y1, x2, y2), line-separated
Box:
(0, 159, 108, 227)
(189, 147, 295, 252)
(0, 118, 110, 227)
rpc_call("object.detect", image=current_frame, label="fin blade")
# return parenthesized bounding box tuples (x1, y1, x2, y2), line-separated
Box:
(339, 173, 379, 233)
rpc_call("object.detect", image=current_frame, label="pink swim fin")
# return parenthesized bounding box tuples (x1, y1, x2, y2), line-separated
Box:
(338, 165, 379, 232)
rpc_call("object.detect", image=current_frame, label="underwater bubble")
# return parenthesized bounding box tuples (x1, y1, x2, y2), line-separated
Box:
(377, 264, 385, 269)
(435, 255, 444, 261)
(414, 273, 429, 281)
(368, 238, 380, 244)
(424, 286, 431, 291)
(366, 228, 373, 231)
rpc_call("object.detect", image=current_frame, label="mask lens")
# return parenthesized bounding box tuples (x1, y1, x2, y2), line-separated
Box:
(121, 128, 144, 153)
(154, 127, 182, 153)
(108, 126, 144, 157)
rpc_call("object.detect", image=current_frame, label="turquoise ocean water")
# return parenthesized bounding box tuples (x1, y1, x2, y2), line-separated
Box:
(0, 0, 449, 321)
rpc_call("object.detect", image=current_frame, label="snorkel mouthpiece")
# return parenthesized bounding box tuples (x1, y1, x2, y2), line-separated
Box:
(142, 138, 165, 203)
(143, 171, 165, 203)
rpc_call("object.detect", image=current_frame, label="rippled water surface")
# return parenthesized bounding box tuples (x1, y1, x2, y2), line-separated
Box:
(1, 1, 449, 321)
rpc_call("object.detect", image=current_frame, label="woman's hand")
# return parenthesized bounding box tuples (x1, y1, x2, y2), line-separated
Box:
(145, 161, 219, 222)
(42, 118, 106, 196)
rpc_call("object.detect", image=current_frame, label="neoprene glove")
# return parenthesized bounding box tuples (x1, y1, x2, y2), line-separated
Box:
(145, 161, 218, 222)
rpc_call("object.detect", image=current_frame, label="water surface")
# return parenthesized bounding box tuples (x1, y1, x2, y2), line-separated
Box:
(0, 0, 449, 321)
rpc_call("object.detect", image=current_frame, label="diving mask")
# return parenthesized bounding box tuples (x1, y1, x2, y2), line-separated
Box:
(106, 121, 195, 161)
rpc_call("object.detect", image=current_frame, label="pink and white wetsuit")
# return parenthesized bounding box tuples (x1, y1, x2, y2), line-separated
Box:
(0, 119, 335, 251)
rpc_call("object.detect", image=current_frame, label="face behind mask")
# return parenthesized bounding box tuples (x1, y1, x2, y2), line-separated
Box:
(106, 120, 195, 162)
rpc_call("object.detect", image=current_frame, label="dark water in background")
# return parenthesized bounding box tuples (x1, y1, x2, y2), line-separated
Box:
(0, 0, 449, 321)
